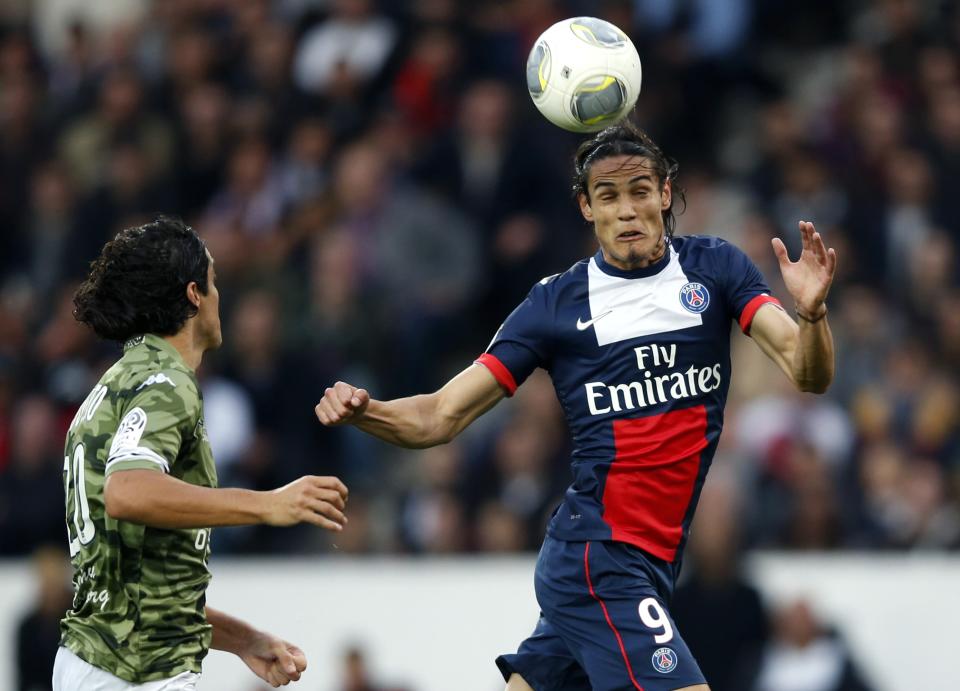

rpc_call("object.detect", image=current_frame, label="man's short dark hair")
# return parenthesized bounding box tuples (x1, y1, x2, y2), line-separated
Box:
(573, 120, 685, 239)
(73, 216, 210, 342)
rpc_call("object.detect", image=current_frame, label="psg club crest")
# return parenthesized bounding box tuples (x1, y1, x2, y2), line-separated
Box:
(679, 282, 710, 313)
(652, 647, 678, 674)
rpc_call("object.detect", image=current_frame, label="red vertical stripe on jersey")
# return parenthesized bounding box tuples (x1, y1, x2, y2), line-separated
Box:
(603, 406, 709, 562)
(739, 294, 782, 334)
(474, 353, 518, 396)
(584, 543, 645, 691)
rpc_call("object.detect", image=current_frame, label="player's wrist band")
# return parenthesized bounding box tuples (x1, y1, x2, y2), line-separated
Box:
(795, 304, 827, 323)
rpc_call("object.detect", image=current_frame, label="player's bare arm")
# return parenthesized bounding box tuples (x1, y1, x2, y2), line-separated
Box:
(104, 470, 348, 530)
(207, 607, 307, 688)
(315, 363, 506, 448)
(749, 220, 836, 394)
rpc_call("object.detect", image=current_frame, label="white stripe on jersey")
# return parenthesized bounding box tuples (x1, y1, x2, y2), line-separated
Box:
(106, 447, 171, 473)
(587, 247, 703, 346)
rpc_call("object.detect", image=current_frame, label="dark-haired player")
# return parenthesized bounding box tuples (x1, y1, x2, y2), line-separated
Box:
(316, 122, 836, 691)
(56, 217, 349, 690)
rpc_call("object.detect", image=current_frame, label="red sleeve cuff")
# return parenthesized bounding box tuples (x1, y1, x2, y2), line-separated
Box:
(475, 353, 518, 396)
(739, 294, 782, 335)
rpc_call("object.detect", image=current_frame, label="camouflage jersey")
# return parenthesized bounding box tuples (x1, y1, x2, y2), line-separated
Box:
(60, 334, 217, 683)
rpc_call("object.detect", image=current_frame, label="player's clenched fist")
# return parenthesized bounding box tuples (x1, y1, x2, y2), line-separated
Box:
(263, 475, 349, 530)
(239, 633, 307, 688)
(315, 381, 370, 426)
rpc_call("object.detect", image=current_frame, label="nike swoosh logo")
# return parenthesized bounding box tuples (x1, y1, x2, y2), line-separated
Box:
(576, 310, 613, 331)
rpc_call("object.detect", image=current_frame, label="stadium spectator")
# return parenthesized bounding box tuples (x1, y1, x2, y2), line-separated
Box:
(293, 0, 397, 97)
(752, 599, 873, 691)
(0, 395, 66, 556)
(338, 644, 410, 691)
(58, 68, 174, 195)
(15, 546, 71, 691)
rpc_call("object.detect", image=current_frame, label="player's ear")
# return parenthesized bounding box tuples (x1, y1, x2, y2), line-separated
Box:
(185, 282, 201, 308)
(578, 192, 594, 222)
(661, 180, 672, 210)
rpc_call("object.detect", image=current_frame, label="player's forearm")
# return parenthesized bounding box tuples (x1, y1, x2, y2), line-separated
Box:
(104, 470, 272, 528)
(326, 365, 505, 447)
(791, 309, 834, 394)
(355, 394, 453, 448)
(207, 606, 259, 655)
(353, 367, 505, 446)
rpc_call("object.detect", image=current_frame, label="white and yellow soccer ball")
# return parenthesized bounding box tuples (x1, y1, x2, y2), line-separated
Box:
(526, 17, 642, 133)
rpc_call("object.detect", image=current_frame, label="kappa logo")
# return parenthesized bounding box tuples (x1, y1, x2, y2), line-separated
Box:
(679, 282, 710, 314)
(576, 309, 613, 331)
(136, 373, 177, 391)
(651, 647, 678, 674)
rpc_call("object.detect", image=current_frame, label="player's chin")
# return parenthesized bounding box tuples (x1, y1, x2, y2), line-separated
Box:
(620, 243, 656, 263)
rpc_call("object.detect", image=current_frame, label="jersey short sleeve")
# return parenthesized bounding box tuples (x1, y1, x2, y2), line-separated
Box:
(717, 240, 782, 335)
(105, 370, 200, 476)
(476, 280, 554, 396)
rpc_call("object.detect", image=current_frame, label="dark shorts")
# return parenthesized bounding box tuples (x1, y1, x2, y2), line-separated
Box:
(497, 536, 705, 691)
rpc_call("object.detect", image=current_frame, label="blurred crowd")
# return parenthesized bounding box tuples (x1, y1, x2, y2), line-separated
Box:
(0, 0, 958, 564)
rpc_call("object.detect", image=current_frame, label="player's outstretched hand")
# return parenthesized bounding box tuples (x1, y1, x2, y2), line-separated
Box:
(772, 220, 837, 318)
(239, 631, 307, 688)
(315, 381, 370, 426)
(264, 475, 349, 530)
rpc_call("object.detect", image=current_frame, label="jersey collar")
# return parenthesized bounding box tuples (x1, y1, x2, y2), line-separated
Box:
(124, 333, 190, 369)
(593, 245, 672, 279)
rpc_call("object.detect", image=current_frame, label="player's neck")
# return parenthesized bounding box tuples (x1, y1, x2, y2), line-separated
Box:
(163, 327, 204, 371)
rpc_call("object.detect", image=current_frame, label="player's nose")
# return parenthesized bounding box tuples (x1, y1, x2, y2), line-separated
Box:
(617, 203, 637, 220)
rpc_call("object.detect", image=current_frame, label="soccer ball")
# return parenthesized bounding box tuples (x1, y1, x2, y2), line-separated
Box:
(525, 17, 642, 133)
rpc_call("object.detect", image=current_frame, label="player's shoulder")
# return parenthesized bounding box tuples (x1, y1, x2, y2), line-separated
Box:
(528, 258, 590, 296)
(131, 369, 197, 396)
(672, 234, 733, 253)
(111, 350, 199, 409)
(672, 234, 750, 269)
(115, 359, 196, 390)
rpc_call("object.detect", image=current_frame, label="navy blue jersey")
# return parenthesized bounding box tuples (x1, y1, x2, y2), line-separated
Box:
(476, 235, 780, 564)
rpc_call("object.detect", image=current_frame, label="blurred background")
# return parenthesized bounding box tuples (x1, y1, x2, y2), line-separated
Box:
(0, 0, 959, 689)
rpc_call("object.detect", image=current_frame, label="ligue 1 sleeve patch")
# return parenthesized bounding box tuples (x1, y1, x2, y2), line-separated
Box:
(106, 407, 171, 472)
(652, 647, 678, 673)
(679, 282, 710, 313)
(110, 407, 148, 456)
